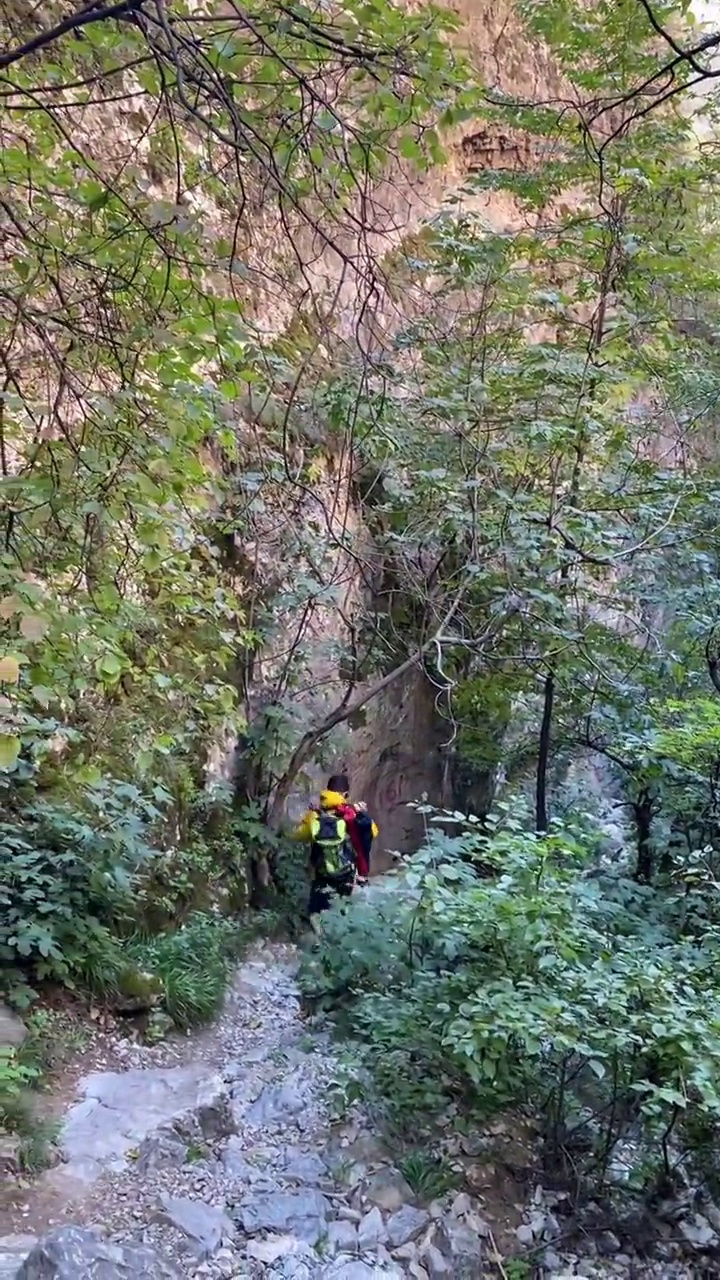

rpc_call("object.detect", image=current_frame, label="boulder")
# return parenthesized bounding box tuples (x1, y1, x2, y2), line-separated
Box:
(235, 1189, 331, 1244)
(15, 1227, 181, 1278)
(195, 1076, 236, 1142)
(0, 1136, 21, 1177)
(159, 1194, 234, 1260)
(0, 1004, 26, 1049)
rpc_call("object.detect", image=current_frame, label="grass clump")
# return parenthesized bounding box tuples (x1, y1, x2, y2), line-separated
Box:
(126, 911, 248, 1028)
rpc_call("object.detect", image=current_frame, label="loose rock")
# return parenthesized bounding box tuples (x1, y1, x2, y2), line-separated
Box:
(159, 1194, 233, 1259)
(358, 1205, 388, 1249)
(679, 1213, 718, 1249)
(136, 1130, 188, 1174)
(434, 1217, 484, 1280)
(363, 1167, 415, 1212)
(246, 1069, 308, 1126)
(327, 1220, 359, 1254)
(245, 1235, 312, 1264)
(422, 1244, 452, 1279)
(320, 1261, 403, 1279)
(235, 1188, 330, 1243)
(282, 1151, 329, 1185)
(386, 1205, 431, 1249)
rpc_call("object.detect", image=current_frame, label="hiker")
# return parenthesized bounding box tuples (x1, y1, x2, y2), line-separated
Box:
(322, 773, 378, 886)
(293, 774, 378, 927)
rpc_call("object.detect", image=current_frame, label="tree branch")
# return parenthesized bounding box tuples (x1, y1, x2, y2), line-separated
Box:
(0, 0, 143, 71)
(266, 595, 464, 828)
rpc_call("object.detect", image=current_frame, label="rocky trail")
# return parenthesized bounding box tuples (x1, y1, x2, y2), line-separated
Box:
(0, 934, 701, 1280)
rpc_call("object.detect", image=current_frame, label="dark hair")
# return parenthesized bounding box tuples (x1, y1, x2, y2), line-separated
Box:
(327, 773, 349, 794)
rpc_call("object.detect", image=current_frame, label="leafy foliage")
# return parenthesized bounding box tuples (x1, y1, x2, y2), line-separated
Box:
(301, 808, 720, 1196)
(0, 782, 158, 999)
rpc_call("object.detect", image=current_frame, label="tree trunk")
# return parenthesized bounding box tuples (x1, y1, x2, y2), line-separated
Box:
(536, 671, 555, 834)
(634, 788, 655, 882)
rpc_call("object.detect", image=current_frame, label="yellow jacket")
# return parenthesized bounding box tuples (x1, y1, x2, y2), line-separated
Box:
(292, 789, 379, 842)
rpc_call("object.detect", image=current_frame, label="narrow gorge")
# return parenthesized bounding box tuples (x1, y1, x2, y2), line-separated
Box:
(5, 0, 720, 1276)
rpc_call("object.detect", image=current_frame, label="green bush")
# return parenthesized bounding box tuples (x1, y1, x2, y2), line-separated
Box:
(0, 1045, 40, 1149)
(135, 783, 251, 930)
(0, 780, 166, 999)
(300, 807, 720, 1194)
(0, 771, 257, 1014)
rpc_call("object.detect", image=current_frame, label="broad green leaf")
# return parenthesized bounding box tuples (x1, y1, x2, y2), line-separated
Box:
(0, 734, 21, 769)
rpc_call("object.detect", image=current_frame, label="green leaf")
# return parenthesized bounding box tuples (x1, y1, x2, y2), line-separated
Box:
(0, 734, 21, 769)
(98, 654, 122, 679)
(20, 614, 49, 642)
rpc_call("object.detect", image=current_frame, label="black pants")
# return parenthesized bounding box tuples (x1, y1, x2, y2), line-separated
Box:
(308, 875, 354, 917)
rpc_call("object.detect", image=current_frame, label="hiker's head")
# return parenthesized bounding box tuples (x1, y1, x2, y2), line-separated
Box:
(320, 773, 349, 811)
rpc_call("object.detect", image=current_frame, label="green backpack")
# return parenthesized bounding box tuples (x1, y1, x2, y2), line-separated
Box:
(310, 811, 355, 880)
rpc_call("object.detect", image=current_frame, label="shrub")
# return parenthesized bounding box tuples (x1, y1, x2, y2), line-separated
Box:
(2, 810, 128, 995)
(0, 774, 255, 1011)
(298, 886, 418, 1010)
(0, 782, 165, 1000)
(300, 807, 720, 1195)
(0, 1046, 40, 1148)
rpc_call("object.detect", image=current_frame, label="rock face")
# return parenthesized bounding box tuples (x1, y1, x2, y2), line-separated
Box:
(14, 1227, 181, 1279)
(49, 1066, 233, 1186)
